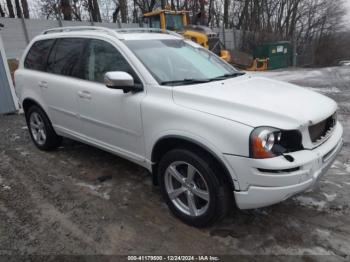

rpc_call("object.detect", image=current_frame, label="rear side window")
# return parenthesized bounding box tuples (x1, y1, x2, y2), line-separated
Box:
(24, 39, 55, 71)
(47, 38, 86, 77)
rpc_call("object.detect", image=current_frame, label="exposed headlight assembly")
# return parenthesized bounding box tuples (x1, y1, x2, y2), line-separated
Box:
(250, 127, 303, 159)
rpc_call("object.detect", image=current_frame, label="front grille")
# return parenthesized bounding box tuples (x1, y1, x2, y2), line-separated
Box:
(309, 113, 337, 144)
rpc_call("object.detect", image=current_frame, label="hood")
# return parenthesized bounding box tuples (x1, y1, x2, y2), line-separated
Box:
(172, 75, 337, 129)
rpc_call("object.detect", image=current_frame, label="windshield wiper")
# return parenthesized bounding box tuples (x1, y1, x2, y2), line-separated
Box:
(160, 78, 210, 86)
(209, 72, 246, 81)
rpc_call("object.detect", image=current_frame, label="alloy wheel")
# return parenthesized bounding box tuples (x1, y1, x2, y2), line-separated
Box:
(164, 161, 210, 217)
(29, 112, 47, 146)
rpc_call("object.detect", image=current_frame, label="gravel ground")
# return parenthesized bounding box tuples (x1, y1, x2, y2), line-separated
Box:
(0, 66, 349, 259)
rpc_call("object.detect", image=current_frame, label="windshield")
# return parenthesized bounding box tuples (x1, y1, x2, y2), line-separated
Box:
(125, 39, 241, 85)
(165, 14, 184, 31)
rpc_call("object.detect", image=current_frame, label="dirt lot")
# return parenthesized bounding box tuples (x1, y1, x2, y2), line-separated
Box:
(0, 67, 350, 259)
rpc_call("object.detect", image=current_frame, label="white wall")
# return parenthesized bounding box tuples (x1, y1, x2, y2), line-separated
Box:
(0, 18, 241, 59)
(0, 18, 140, 59)
(0, 34, 19, 113)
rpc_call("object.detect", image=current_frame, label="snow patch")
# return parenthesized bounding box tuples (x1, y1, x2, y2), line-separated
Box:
(264, 245, 334, 256)
(316, 228, 331, 239)
(321, 180, 343, 188)
(250, 69, 326, 83)
(76, 182, 111, 200)
(76, 182, 101, 191)
(2, 185, 11, 190)
(294, 196, 327, 210)
(20, 151, 30, 157)
(323, 193, 337, 202)
(333, 172, 350, 176)
(344, 163, 350, 173)
(331, 160, 343, 169)
(308, 87, 341, 94)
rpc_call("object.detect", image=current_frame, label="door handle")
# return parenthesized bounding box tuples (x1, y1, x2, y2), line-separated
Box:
(78, 90, 92, 100)
(38, 81, 48, 89)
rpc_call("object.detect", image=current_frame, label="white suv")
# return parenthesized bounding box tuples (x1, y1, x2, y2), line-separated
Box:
(15, 27, 343, 227)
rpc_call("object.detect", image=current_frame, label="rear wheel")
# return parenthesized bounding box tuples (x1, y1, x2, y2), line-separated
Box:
(158, 149, 232, 227)
(26, 105, 62, 151)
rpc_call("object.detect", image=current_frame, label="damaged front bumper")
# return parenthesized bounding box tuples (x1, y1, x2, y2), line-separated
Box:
(225, 122, 343, 210)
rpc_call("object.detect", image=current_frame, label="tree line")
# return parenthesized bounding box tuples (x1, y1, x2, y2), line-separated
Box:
(0, 0, 349, 66)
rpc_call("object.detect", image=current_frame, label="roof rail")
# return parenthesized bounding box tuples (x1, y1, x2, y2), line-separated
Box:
(42, 26, 119, 38)
(115, 28, 184, 38)
(41, 26, 183, 39)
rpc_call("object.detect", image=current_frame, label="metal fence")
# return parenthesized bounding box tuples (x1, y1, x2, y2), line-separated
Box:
(213, 27, 242, 51)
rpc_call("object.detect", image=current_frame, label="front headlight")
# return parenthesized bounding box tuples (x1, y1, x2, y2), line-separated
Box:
(250, 127, 303, 159)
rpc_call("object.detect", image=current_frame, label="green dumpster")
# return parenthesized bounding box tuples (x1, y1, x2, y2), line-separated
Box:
(253, 41, 292, 70)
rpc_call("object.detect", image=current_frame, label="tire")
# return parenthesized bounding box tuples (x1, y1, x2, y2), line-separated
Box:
(158, 149, 232, 227)
(25, 105, 62, 151)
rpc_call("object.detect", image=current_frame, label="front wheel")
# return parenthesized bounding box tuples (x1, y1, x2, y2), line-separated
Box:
(158, 149, 232, 227)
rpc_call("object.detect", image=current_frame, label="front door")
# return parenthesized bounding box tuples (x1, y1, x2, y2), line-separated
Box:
(77, 39, 146, 162)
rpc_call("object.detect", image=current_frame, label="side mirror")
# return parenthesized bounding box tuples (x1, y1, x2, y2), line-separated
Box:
(104, 71, 142, 93)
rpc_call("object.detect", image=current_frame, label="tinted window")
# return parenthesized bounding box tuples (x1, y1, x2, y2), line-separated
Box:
(83, 39, 135, 83)
(47, 38, 86, 77)
(24, 39, 55, 71)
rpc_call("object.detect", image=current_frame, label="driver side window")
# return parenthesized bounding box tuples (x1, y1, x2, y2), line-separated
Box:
(83, 39, 138, 83)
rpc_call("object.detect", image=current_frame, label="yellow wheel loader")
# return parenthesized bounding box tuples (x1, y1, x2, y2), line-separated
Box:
(143, 9, 231, 62)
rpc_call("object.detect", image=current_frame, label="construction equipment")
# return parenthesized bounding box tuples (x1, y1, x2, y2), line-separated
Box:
(228, 49, 269, 71)
(143, 9, 231, 62)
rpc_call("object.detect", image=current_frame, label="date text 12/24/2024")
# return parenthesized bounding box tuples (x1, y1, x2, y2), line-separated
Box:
(127, 256, 220, 261)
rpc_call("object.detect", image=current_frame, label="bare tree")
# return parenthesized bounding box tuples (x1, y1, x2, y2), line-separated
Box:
(119, 0, 128, 23)
(72, 0, 82, 20)
(111, 0, 130, 23)
(199, 0, 206, 25)
(14, 0, 22, 18)
(6, 0, 15, 18)
(40, 0, 60, 19)
(134, 0, 157, 13)
(20, 0, 29, 18)
(0, 4, 5, 17)
(86, 0, 102, 22)
(223, 0, 229, 28)
(61, 0, 72, 20)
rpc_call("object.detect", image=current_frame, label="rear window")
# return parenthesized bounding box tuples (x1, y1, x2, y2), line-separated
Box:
(24, 39, 55, 71)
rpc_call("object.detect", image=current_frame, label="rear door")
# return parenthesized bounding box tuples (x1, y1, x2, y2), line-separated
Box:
(42, 37, 87, 135)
